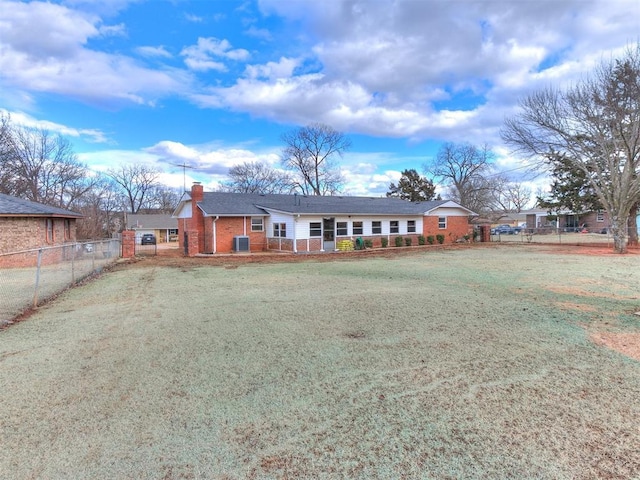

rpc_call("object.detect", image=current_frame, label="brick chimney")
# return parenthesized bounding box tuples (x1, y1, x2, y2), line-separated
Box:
(190, 182, 205, 254)
(191, 182, 204, 202)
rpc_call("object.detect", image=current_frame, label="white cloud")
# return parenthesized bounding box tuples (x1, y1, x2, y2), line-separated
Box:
(184, 13, 204, 23)
(136, 46, 173, 59)
(1, 109, 109, 143)
(180, 37, 250, 72)
(244, 26, 273, 41)
(98, 22, 126, 37)
(0, 1, 191, 107)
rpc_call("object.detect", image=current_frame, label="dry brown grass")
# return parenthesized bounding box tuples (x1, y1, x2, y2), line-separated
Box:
(1, 244, 639, 479)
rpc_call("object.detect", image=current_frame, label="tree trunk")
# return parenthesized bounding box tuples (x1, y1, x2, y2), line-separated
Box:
(610, 216, 628, 254)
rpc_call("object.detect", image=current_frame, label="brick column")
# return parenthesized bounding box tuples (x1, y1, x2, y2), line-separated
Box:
(186, 230, 199, 257)
(121, 230, 136, 258)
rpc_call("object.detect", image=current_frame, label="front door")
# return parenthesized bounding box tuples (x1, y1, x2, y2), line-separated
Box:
(323, 217, 335, 251)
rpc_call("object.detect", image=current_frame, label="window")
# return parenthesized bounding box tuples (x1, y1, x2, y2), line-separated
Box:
(64, 219, 71, 240)
(372, 221, 382, 234)
(407, 220, 416, 233)
(46, 219, 54, 243)
(169, 229, 178, 235)
(251, 217, 264, 232)
(309, 222, 322, 237)
(336, 221, 348, 236)
(352, 221, 363, 235)
(438, 217, 447, 229)
(390, 220, 399, 234)
(273, 223, 287, 237)
(596, 211, 604, 222)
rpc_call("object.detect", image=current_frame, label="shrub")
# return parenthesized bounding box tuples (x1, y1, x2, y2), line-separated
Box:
(381, 237, 388, 248)
(418, 235, 425, 245)
(364, 239, 373, 248)
(436, 234, 445, 244)
(395, 236, 404, 247)
(427, 235, 435, 245)
(405, 237, 412, 246)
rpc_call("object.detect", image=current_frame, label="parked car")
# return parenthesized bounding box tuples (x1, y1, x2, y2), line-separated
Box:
(141, 233, 156, 245)
(492, 224, 515, 235)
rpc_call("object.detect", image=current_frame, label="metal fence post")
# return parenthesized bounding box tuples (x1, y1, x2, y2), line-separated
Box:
(71, 244, 76, 284)
(33, 248, 42, 308)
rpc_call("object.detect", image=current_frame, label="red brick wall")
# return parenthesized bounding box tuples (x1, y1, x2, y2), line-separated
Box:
(121, 230, 135, 258)
(186, 230, 199, 257)
(200, 217, 266, 253)
(0, 217, 77, 254)
(423, 216, 471, 243)
(190, 184, 205, 253)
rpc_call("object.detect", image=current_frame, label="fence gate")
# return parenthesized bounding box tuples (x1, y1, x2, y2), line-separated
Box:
(134, 242, 157, 256)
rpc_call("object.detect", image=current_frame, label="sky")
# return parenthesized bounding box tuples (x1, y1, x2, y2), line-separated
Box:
(0, 0, 638, 199)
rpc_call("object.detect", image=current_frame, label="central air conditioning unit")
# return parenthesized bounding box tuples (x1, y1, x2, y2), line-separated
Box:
(233, 235, 250, 252)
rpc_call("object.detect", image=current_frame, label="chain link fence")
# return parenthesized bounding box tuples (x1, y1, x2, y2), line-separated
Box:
(0, 239, 121, 326)
(488, 227, 632, 246)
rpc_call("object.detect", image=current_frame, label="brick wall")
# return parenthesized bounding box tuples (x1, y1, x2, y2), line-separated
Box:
(423, 216, 471, 243)
(121, 230, 135, 258)
(0, 217, 77, 254)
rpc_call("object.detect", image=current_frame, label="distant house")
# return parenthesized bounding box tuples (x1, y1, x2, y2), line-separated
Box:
(173, 183, 476, 254)
(125, 213, 178, 243)
(0, 193, 82, 255)
(522, 208, 611, 233)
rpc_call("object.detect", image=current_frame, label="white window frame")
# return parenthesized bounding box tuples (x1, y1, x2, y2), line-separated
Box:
(273, 223, 286, 237)
(309, 222, 322, 237)
(251, 217, 264, 232)
(438, 217, 447, 229)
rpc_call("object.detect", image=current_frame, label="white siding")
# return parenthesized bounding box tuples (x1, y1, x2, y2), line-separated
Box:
(429, 207, 468, 217)
(266, 212, 295, 238)
(175, 202, 192, 218)
(293, 215, 424, 239)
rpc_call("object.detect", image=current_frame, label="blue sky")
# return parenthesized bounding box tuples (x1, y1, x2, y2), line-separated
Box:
(1, 0, 638, 198)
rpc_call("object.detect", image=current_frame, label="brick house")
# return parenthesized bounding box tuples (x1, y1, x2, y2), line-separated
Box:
(173, 183, 476, 255)
(125, 213, 179, 243)
(0, 193, 82, 255)
(523, 208, 612, 233)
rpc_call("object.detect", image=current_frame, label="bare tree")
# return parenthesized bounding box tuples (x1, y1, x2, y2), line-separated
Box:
(425, 142, 503, 214)
(495, 182, 532, 213)
(502, 45, 640, 253)
(75, 176, 123, 239)
(0, 116, 95, 208)
(106, 164, 161, 213)
(143, 185, 181, 213)
(222, 161, 293, 194)
(281, 123, 351, 195)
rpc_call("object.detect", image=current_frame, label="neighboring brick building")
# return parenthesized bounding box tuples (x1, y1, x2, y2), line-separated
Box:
(0, 193, 82, 255)
(174, 183, 476, 255)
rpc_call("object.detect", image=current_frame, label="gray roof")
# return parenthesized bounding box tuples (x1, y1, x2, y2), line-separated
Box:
(0, 193, 82, 218)
(197, 192, 460, 216)
(127, 213, 177, 229)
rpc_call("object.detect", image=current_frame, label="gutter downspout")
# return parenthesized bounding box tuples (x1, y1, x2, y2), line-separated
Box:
(212, 216, 219, 253)
(293, 214, 299, 253)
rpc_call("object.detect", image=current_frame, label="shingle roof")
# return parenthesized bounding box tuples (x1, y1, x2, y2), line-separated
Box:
(0, 193, 82, 218)
(126, 213, 177, 229)
(197, 192, 455, 216)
